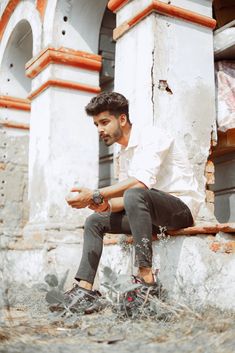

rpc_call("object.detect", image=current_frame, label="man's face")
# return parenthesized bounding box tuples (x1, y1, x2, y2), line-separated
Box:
(93, 111, 123, 146)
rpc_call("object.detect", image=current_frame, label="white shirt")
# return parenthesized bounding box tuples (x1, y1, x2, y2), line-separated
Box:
(115, 124, 204, 219)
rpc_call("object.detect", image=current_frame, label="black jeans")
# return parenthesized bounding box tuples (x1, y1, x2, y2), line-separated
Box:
(75, 188, 194, 284)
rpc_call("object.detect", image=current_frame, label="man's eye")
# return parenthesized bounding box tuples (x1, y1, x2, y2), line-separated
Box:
(102, 121, 109, 125)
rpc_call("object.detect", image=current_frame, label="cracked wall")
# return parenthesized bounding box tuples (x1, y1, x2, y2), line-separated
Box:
(0, 127, 29, 244)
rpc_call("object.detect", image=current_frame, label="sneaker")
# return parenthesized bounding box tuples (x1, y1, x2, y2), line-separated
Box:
(132, 275, 165, 299)
(114, 276, 167, 317)
(49, 284, 101, 313)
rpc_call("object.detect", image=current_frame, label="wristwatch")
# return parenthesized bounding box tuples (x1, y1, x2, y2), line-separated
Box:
(92, 189, 104, 205)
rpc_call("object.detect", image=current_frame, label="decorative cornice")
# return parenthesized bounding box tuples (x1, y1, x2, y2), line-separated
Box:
(113, 0, 216, 40)
(36, 0, 48, 19)
(0, 95, 31, 111)
(28, 79, 101, 100)
(25, 47, 102, 79)
(108, 0, 130, 12)
(0, 119, 29, 130)
(0, 0, 21, 40)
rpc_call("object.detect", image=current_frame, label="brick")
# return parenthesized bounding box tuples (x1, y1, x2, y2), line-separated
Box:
(205, 172, 215, 184)
(206, 190, 215, 203)
(210, 241, 235, 254)
(205, 160, 215, 173)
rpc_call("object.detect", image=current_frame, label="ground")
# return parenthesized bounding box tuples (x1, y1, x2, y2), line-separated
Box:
(0, 283, 234, 353)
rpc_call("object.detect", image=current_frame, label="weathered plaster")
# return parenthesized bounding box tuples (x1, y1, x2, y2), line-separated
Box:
(99, 233, 235, 310)
(0, 128, 29, 242)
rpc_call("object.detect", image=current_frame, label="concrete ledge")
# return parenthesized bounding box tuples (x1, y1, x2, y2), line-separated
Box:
(103, 223, 235, 245)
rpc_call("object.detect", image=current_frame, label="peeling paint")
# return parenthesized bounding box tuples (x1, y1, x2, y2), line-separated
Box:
(158, 80, 173, 94)
(151, 47, 155, 123)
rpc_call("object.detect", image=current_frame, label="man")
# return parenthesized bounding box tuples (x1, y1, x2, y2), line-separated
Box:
(61, 92, 202, 313)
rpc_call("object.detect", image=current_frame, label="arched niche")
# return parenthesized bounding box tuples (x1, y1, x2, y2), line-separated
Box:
(0, 1, 42, 63)
(0, 20, 32, 98)
(52, 0, 108, 53)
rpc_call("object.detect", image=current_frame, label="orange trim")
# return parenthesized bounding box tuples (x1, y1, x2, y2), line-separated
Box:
(103, 223, 235, 245)
(0, 120, 29, 130)
(0, 95, 31, 111)
(28, 79, 101, 100)
(26, 47, 102, 79)
(36, 0, 48, 19)
(113, 0, 216, 40)
(210, 241, 235, 254)
(108, 0, 130, 12)
(0, 0, 21, 40)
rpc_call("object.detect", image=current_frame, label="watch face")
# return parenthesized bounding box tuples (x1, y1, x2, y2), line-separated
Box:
(93, 190, 103, 205)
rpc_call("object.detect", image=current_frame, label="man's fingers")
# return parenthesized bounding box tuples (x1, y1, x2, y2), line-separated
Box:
(70, 187, 82, 192)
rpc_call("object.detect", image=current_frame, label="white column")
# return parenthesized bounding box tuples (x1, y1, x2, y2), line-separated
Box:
(25, 49, 101, 236)
(113, 0, 216, 222)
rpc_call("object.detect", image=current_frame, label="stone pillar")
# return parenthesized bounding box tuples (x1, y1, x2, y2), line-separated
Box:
(109, 0, 217, 222)
(23, 47, 102, 281)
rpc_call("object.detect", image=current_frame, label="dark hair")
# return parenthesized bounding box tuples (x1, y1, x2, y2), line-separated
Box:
(85, 92, 130, 123)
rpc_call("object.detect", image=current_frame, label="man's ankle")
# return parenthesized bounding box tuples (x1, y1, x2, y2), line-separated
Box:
(79, 280, 93, 291)
(138, 267, 154, 284)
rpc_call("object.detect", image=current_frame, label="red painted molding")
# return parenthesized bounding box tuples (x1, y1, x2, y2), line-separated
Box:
(108, 0, 130, 12)
(28, 79, 101, 100)
(103, 223, 235, 245)
(0, 0, 21, 40)
(36, 0, 48, 19)
(26, 47, 102, 79)
(114, 0, 216, 40)
(0, 95, 31, 111)
(0, 119, 29, 130)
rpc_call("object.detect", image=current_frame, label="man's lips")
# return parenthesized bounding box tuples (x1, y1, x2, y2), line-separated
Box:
(101, 135, 110, 140)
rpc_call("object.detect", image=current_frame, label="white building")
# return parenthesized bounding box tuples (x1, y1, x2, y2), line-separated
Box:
(0, 0, 234, 310)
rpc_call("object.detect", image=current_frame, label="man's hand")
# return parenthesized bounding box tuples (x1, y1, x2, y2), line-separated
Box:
(66, 187, 93, 209)
(88, 200, 110, 213)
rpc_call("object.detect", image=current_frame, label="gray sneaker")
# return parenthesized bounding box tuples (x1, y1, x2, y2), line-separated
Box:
(49, 284, 101, 313)
(132, 276, 163, 297)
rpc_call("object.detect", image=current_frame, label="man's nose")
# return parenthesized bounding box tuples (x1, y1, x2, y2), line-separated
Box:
(98, 126, 104, 135)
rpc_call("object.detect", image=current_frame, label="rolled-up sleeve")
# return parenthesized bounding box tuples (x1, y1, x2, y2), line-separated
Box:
(128, 133, 173, 188)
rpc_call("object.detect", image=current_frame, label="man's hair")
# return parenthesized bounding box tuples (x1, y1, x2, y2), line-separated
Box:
(85, 92, 130, 123)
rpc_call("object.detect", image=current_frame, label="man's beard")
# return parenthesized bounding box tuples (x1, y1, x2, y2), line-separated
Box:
(102, 128, 122, 146)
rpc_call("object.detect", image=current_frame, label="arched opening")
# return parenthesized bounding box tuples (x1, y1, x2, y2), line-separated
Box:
(53, 0, 108, 53)
(98, 8, 116, 187)
(0, 20, 32, 236)
(0, 20, 32, 97)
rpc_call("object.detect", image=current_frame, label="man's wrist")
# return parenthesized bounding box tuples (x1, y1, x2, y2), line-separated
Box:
(92, 189, 104, 205)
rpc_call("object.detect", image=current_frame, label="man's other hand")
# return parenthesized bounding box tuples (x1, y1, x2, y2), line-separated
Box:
(88, 200, 110, 213)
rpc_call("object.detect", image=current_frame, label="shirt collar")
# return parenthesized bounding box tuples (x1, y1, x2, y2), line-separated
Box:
(122, 124, 139, 151)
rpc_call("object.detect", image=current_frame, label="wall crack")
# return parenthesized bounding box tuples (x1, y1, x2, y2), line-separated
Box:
(151, 46, 155, 124)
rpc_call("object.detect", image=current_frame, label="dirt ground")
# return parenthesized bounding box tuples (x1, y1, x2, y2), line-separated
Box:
(0, 284, 234, 353)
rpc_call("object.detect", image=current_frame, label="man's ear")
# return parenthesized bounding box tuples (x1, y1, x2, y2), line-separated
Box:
(119, 114, 127, 126)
